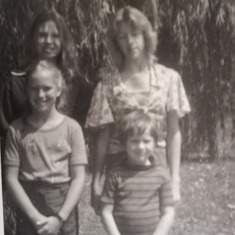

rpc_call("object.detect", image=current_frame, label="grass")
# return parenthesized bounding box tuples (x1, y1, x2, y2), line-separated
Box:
(79, 160, 235, 235)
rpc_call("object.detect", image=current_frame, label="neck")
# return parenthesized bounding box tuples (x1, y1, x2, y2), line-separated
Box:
(127, 158, 151, 167)
(38, 56, 58, 65)
(28, 106, 59, 128)
(124, 54, 148, 73)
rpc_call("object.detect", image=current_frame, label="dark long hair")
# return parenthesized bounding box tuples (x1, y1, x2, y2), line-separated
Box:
(26, 10, 78, 83)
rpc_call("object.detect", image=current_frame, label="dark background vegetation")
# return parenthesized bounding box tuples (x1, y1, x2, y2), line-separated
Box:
(1, 0, 235, 161)
(1, 1, 235, 235)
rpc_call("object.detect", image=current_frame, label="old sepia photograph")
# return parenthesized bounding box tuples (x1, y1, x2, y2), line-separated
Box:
(0, 0, 235, 235)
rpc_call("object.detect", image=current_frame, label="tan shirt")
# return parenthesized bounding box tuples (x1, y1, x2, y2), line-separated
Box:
(4, 116, 87, 184)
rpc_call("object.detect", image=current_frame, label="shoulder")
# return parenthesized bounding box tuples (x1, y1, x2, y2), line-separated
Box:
(7, 118, 25, 135)
(11, 70, 26, 77)
(98, 65, 120, 87)
(152, 63, 181, 83)
(9, 117, 24, 128)
(63, 116, 82, 130)
(107, 165, 126, 178)
(151, 165, 171, 180)
(2, 70, 26, 89)
(151, 63, 184, 94)
(9, 70, 27, 82)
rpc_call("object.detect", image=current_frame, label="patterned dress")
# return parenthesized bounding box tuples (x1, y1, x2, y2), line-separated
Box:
(85, 62, 191, 166)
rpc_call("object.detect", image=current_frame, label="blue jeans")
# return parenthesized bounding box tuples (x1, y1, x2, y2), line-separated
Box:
(17, 181, 77, 235)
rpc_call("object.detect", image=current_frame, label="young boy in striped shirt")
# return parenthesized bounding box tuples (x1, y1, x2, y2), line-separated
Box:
(101, 110, 175, 235)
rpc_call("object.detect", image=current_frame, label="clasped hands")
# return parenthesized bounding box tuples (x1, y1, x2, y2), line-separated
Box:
(35, 215, 63, 235)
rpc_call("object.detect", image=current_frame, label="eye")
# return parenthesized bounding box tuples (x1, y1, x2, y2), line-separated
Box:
(30, 87, 38, 92)
(130, 139, 139, 144)
(143, 137, 154, 144)
(132, 30, 141, 37)
(37, 31, 47, 38)
(51, 32, 60, 39)
(42, 86, 52, 92)
(117, 33, 126, 40)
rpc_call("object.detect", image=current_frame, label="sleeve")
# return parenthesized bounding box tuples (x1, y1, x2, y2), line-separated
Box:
(0, 74, 27, 137)
(159, 171, 174, 211)
(4, 126, 21, 167)
(101, 172, 117, 205)
(85, 81, 114, 128)
(0, 79, 13, 137)
(70, 123, 88, 165)
(166, 71, 191, 118)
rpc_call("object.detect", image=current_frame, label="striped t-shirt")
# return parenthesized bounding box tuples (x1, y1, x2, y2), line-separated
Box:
(101, 161, 174, 235)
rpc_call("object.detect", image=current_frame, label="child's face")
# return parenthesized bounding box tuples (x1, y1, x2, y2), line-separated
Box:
(116, 21, 145, 61)
(27, 70, 61, 114)
(35, 20, 62, 61)
(126, 128, 155, 166)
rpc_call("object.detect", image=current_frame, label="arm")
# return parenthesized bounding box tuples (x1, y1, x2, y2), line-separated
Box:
(101, 204, 121, 235)
(91, 125, 110, 212)
(57, 165, 86, 220)
(5, 166, 47, 226)
(0, 75, 26, 137)
(166, 110, 182, 201)
(152, 206, 175, 235)
(37, 164, 86, 235)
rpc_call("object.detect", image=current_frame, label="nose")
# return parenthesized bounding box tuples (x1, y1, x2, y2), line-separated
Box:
(126, 34, 134, 45)
(45, 35, 52, 44)
(137, 141, 145, 150)
(38, 89, 45, 98)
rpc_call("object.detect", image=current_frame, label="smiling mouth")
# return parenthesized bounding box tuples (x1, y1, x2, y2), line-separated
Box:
(128, 47, 138, 52)
(43, 47, 56, 53)
(35, 100, 48, 106)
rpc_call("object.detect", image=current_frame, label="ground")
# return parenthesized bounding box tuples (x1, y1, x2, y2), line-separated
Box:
(79, 160, 235, 235)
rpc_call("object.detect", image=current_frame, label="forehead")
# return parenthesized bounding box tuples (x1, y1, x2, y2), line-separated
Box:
(128, 127, 153, 138)
(116, 20, 139, 33)
(29, 69, 60, 86)
(37, 20, 59, 33)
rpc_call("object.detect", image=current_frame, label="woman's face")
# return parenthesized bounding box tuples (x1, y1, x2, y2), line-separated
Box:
(35, 20, 62, 61)
(116, 21, 145, 61)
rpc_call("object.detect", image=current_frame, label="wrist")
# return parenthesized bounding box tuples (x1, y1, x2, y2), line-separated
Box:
(54, 212, 66, 224)
(171, 175, 180, 183)
(172, 179, 180, 184)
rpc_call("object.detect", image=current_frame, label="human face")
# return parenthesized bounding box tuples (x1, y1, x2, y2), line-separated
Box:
(27, 70, 61, 114)
(116, 22, 145, 60)
(35, 20, 62, 61)
(126, 128, 155, 166)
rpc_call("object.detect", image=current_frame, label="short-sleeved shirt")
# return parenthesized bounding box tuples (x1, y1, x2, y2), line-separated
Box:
(85, 63, 191, 154)
(4, 116, 87, 184)
(101, 160, 174, 235)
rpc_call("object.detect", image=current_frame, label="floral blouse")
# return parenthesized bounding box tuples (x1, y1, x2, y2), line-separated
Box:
(85, 63, 191, 154)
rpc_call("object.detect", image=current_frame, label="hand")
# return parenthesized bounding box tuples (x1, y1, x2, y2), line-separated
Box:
(172, 181, 181, 202)
(33, 214, 48, 230)
(37, 216, 62, 235)
(91, 183, 102, 215)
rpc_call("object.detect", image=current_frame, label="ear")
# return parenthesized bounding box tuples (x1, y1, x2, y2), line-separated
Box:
(57, 85, 62, 97)
(56, 78, 63, 97)
(25, 83, 30, 98)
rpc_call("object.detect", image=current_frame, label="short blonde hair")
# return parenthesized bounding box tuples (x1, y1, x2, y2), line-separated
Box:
(107, 6, 157, 67)
(26, 60, 63, 88)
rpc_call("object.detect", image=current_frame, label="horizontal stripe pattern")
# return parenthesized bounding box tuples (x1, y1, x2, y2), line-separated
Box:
(102, 164, 174, 235)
